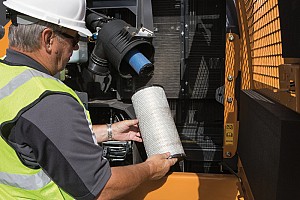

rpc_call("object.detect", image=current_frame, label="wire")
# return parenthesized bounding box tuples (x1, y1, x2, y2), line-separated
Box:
(220, 161, 242, 183)
(86, 7, 112, 20)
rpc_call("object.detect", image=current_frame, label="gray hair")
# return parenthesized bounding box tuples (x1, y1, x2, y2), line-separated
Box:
(8, 21, 62, 52)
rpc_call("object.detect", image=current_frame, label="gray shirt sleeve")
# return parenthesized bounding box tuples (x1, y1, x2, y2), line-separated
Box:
(9, 94, 111, 199)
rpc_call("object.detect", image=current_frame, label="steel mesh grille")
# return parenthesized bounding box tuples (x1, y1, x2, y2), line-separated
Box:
(241, 0, 284, 89)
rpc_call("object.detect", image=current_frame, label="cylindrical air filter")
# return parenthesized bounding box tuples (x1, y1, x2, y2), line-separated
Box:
(131, 85, 185, 159)
(124, 49, 154, 76)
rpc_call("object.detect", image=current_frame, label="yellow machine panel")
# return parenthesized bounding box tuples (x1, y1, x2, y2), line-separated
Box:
(0, 21, 10, 57)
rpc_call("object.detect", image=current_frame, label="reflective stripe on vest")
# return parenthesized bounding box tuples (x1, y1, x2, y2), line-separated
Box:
(0, 66, 97, 144)
(0, 62, 92, 199)
(0, 170, 51, 190)
(0, 64, 93, 139)
(0, 67, 57, 101)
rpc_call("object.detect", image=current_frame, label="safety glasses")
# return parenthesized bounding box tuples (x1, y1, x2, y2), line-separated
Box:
(54, 30, 80, 47)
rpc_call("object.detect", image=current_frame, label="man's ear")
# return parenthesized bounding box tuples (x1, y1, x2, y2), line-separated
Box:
(41, 28, 54, 52)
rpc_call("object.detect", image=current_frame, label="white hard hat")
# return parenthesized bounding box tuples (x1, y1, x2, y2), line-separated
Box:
(3, 0, 92, 36)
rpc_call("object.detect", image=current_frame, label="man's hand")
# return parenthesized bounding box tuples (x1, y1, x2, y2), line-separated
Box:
(97, 152, 178, 200)
(111, 119, 142, 142)
(93, 119, 142, 143)
(145, 152, 178, 180)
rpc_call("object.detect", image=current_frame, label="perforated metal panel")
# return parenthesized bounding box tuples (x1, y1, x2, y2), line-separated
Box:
(237, 0, 283, 90)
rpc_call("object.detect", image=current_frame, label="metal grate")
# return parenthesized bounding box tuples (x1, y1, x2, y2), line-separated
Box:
(238, 0, 284, 89)
(149, 0, 225, 173)
(187, 0, 226, 99)
(152, 15, 181, 98)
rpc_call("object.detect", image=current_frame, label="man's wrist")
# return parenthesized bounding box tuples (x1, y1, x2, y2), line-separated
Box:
(144, 159, 155, 180)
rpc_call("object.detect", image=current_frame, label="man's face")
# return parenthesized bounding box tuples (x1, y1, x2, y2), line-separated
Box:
(52, 29, 80, 73)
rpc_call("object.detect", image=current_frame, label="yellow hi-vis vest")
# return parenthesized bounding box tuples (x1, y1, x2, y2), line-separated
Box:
(0, 62, 92, 199)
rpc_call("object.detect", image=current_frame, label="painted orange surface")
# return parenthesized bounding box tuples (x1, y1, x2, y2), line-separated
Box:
(123, 172, 243, 200)
(0, 21, 11, 58)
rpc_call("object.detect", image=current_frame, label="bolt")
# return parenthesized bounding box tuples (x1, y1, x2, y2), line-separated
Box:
(227, 75, 233, 82)
(226, 152, 232, 157)
(227, 97, 233, 103)
(228, 33, 234, 41)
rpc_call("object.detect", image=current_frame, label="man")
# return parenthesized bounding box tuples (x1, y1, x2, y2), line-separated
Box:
(0, 0, 177, 199)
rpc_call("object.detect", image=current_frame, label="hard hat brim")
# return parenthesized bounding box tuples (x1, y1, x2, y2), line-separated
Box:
(3, 0, 92, 36)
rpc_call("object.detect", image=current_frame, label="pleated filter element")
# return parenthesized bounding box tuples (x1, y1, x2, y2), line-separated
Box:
(131, 85, 185, 158)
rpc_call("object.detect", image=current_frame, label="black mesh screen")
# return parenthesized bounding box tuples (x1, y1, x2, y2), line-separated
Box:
(238, 90, 300, 200)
